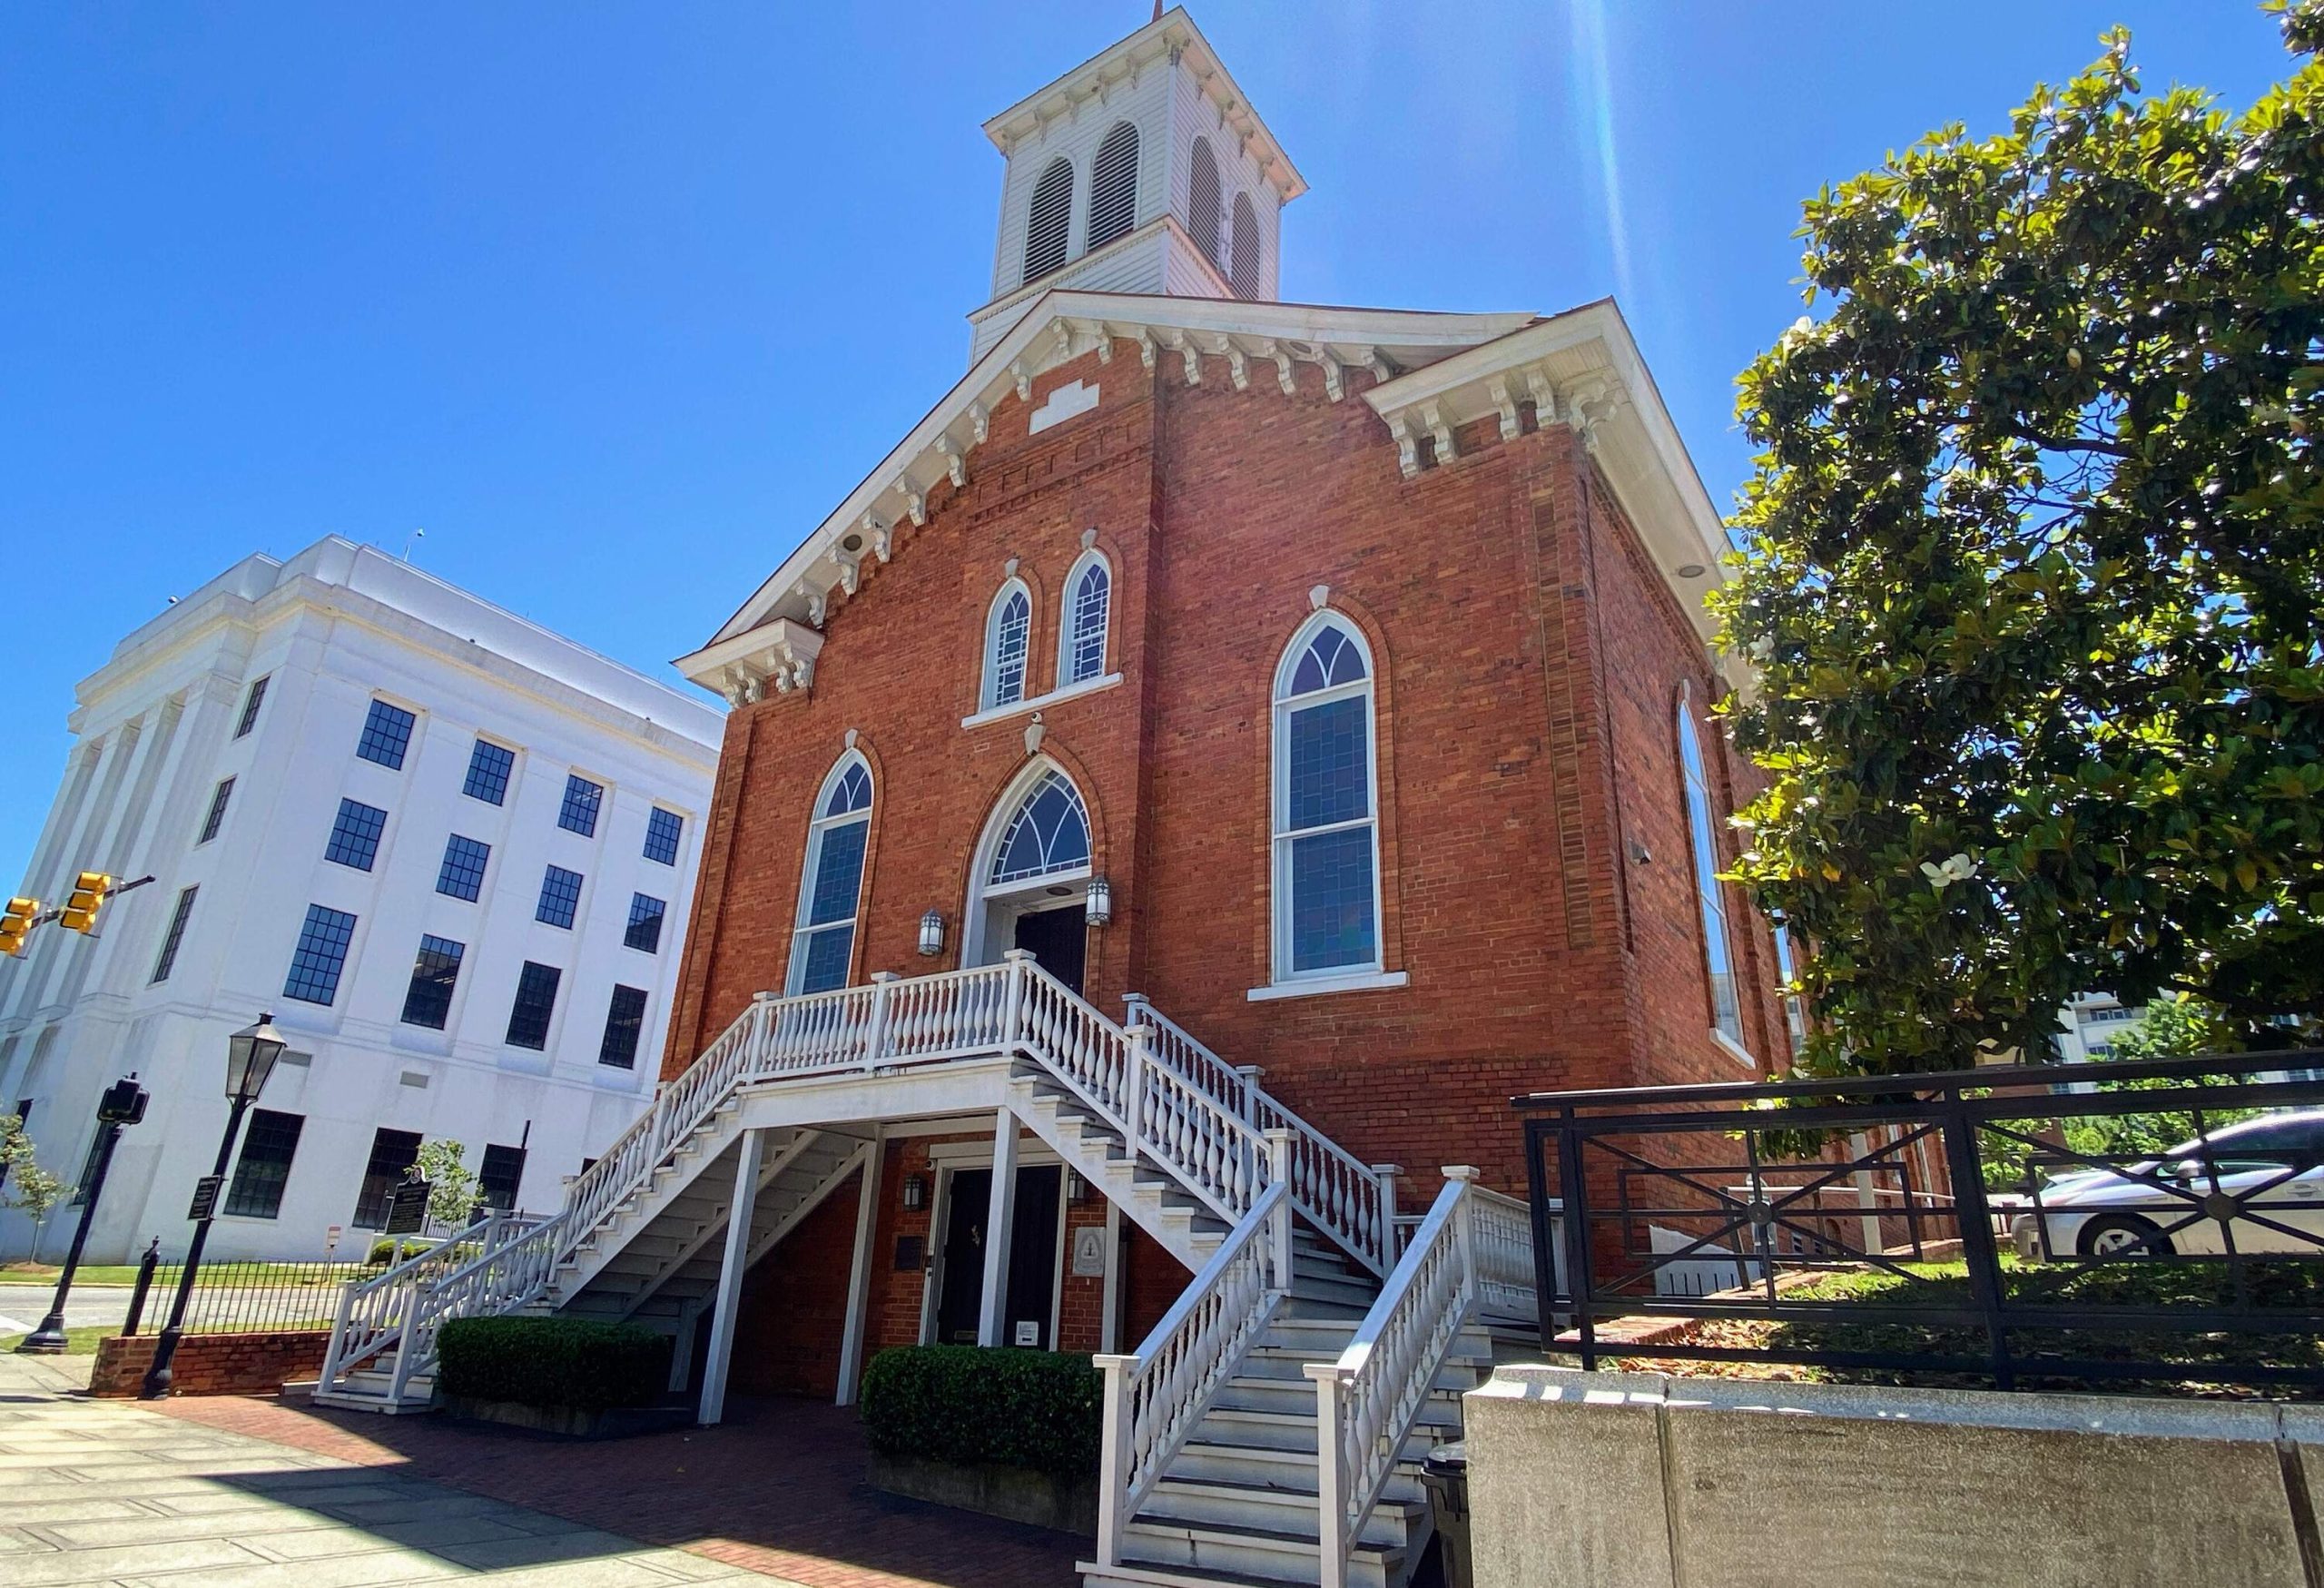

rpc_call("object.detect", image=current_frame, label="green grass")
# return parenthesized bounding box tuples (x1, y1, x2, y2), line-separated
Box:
(0, 1261, 362, 1287)
(0, 1326, 116, 1356)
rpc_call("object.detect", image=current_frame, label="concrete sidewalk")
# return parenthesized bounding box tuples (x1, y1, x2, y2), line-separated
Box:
(0, 1353, 777, 1587)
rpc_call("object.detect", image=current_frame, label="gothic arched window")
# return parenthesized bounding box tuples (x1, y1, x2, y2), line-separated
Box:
(1679, 695, 1747, 1054)
(789, 754, 872, 995)
(1059, 552, 1111, 687)
(982, 580, 1032, 710)
(1024, 157, 1074, 285)
(990, 769, 1091, 886)
(1088, 122, 1140, 252)
(1229, 192, 1261, 300)
(1187, 136, 1223, 272)
(1272, 614, 1381, 980)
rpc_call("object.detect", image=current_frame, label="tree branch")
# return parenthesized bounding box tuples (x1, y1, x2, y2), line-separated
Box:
(2009, 424, 2133, 459)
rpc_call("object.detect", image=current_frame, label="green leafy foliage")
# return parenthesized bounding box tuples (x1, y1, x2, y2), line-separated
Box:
(1713, 5, 2324, 1074)
(414, 1139, 483, 1228)
(857, 1346, 1103, 1478)
(435, 1316, 671, 1411)
(1, 1114, 73, 1261)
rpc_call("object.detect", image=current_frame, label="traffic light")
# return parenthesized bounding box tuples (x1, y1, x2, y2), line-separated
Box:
(0, 898, 36, 958)
(59, 873, 112, 934)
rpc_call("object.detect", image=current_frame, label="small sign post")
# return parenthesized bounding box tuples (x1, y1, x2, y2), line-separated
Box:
(184, 1175, 224, 1222)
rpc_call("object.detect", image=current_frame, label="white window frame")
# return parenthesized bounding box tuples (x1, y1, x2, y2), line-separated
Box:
(1057, 550, 1112, 690)
(786, 751, 873, 996)
(1267, 611, 1387, 989)
(1679, 692, 1749, 1061)
(981, 578, 1033, 711)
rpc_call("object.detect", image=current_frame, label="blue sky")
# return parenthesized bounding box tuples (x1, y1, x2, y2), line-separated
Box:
(0, 2, 2289, 882)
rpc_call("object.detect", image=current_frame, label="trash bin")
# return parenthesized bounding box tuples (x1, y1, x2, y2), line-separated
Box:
(1420, 1439, 1471, 1588)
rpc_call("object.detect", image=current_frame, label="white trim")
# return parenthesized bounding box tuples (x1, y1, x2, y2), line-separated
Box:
(1246, 969, 1408, 1003)
(1268, 611, 1386, 987)
(1710, 1026, 1758, 1070)
(960, 671, 1121, 731)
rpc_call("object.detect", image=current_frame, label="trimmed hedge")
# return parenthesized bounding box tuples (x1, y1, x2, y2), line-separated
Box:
(858, 1346, 1102, 1478)
(436, 1316, 672, 1412)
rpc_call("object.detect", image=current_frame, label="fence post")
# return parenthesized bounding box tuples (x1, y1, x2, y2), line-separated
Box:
(1305, 1362, 1349, 1588)
(1371, 1163, 1403, 1267)
(1093, 1352, 1135, 1567)
(120, 1238, 161, 1337)
(1266, 1131, 1295, 1290)
(1937, 1089, 2014, 1389)
(863, 972, 900, 1071)
(1554, 1109, 1599, 1371)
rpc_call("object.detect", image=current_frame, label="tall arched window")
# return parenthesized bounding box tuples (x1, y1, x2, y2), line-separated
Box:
(1679, 695, 1746, 1053)
(1187, 136, 1223, 271)
(1088, 122, 1140, 251)
(982, 580, 1032, 709)
(1272, 614, 1381, 981)
(1024, 157, 1074, 285)
(1059, 552, 1111, 687)
(1229, 192, 1261, 300)
(789, 755, 872, 995)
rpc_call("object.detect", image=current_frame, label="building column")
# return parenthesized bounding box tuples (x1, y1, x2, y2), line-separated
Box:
(976, 1110, 1019, 1347)
(1098, 1198, 1124, 1355)
(696, 1126, 765, 1425)
(834, 1128, 883, 1406)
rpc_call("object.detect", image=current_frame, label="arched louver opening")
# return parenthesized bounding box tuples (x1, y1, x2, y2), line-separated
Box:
(1023, 157, 1074, 285)
(1229, 191, 1261, 300)
(1088, 122, 1140, 252)
(1188, 136, 1223, 271)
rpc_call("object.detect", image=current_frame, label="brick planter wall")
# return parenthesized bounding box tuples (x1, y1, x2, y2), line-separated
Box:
(90, 1329, 330, 1398)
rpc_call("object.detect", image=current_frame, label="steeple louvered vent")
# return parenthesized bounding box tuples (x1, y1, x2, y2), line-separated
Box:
(1023, 158, 1074, 285)
(1229, 192, 1261, 299)
(1088, 122, 1140, 252)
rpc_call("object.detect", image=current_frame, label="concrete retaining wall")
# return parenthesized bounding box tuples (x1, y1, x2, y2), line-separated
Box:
(91, 1329, 330, 1397)
(1466, 1366, 2324, 1588)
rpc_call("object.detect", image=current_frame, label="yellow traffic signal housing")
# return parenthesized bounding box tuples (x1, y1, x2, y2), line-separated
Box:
(0, 897, 38, 958)
(59, 873, 112, 934)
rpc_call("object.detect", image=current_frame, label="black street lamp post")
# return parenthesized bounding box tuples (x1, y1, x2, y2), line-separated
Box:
(17, 1075, 149, 1354)
(141, 1015, 284, 1399)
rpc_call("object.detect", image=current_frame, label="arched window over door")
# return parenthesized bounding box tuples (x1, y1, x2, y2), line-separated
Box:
(990, 769, 1090, 886)
(1678, 695, 1747, 1055)
(788, 754, 872, 995)
(1272, 614, 1382, 981)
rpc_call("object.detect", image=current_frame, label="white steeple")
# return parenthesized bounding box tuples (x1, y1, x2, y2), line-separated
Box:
(966, 7, 1305, 362)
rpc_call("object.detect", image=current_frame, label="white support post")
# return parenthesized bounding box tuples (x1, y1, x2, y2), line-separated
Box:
(1093, 1351, 1136, 1567)
(1306, 1361, 1350, 1588)
(1265, 1129, 1295, 1291)
(1237, 1064, 1265, 1200)
(1372, 1162, 1403, 1266)
(1098, 1198, 1123, 1354)
(1124, 1022, 1150, 1156)
(697, 1126, 766, 1425)
(862, 972, 899, 1070)
(977, 1110, 1020, 1347)
(834, 1129, 884, 1406)
(1002, 948, 1033, 1046)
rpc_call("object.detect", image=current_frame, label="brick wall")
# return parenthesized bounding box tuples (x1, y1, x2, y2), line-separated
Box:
(91, 1329, 330, 1398)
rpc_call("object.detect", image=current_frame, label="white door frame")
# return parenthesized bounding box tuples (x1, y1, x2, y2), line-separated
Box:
(919, 1141, 1071, 1350)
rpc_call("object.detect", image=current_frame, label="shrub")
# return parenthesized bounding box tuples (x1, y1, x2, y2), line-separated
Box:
(858, 1346, 1102, 1478)
(436, 1316, 672, 1411)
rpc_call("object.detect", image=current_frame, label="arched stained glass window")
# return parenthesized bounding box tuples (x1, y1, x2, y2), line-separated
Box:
(1060, 553, 1110, 686)
(1088, 121, 1139, 251)
(789, 753, 873, 995)
(1679, 697, 1747, 1054)
(983, 581, 1031, 709)
(990, 770, 1091, 886)
(1229, 192, 1261, 300)
(1024, 157, 1074, 284)
(1187, 136, 1223, 271)
(1272, 615, 1381, 979)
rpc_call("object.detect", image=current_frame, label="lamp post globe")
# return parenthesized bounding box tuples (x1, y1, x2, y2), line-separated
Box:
(223, 1014, 286, 1106)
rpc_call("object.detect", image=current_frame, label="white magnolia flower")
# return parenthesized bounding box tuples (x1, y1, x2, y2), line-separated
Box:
(1919, 852, 1979, 892)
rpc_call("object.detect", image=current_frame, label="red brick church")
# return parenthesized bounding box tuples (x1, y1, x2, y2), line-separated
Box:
(320, 13, 1787, 1586)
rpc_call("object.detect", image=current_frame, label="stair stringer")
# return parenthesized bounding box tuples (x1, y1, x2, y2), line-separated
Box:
(1008, 1073, 1227, 1273)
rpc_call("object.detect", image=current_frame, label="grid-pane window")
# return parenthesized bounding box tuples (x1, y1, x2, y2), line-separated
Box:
(1680, 700, 1746, 1053)
(353, 1127, 422, 1228)
(234, 676, 269, 738)
(437, 834, 490, 902)
(625, 893, 665, 953)
(463, 739, 515, 804)
(150, 886, 198, 983)
(982, 583, 1030, 708)
(644, 808, 683, 866)
(536, 865, 584, 929)
(478, 1143, 527, 1211)
(789, 756, 873, 995)
(283, 904, 358, 1005)
(356, 699, 417, 770)
(599, 984, 648, 1069)
(557, 774, 604, 837)
(506, 962, 561, 1050)
(324, 798, 389, 871)
(198, 777, 234, 844)
(1063, 557, 1110, 686)
(1273, 617, 1380, 978)
(399, 935, 465, 1030)
(224, 1110, 304, 1219)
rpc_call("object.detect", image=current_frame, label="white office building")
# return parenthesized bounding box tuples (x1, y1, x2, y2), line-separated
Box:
(0, 537, 723, 1263)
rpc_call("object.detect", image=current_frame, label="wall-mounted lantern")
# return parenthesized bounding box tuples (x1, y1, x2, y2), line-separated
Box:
(918, 910, 945, 957)
(1086, 876, 1113, 927)
(901, 1174, 928, 1212)
(1066, 1169, 1089, 1205)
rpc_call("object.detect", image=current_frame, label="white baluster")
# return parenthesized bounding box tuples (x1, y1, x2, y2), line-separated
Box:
(1003, 949, 1032, 1049)
(863, 972, 899, 1070)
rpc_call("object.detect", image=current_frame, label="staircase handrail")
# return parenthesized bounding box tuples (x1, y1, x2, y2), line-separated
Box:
(1092, 1144, 1294, 1572)
(317, 1210, 536, 1386)
(1125, 994, 1396, 1277)
(385, 1212, 574, 1401)
(1307, 1168, 1536, 1588)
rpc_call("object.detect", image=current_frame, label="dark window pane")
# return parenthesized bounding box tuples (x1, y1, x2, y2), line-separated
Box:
(1288, 826, 1377, 973)
(644, 807, 683, 865)
(797, 925, 853, 994)
(536, 864, 584, 929)
(437, 835, 490, 902)
(478, 1143, 527, 1211)
(598, 984, 648, 1068)
(353, 1128, 422, 1228)
(1285, 697, 1369, 831)
(507, 962, 561, 1050)
(234, 676, 269, 739)
(283, 904, 358, 1005)
(463, 739, 515, 804)
(805, 822, 867, 926)
(624, 893, 665, 953)
(356, 700, 416, 770)
(324, 797, 389, 871)
(399, 934, 464, 1029)
(198, 777, 234, 844)
(557, 774, 604, 837)
(822, 764, 872, 819)
(224, 1110, 305, 1218)
(151, 886, 197, 983)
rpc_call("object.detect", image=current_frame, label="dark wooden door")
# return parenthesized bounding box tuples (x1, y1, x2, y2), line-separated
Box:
(1013, 903, 1087, 995)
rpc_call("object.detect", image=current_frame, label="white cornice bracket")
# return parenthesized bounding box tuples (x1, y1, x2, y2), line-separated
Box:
(1421, 399, 1457, 465)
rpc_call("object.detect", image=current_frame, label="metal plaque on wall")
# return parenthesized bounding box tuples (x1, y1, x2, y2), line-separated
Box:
(1070, 1224, 1108, 1277)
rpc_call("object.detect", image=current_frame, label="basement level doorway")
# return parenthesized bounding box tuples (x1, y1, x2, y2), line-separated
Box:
(931, 1163, 1065, 1349)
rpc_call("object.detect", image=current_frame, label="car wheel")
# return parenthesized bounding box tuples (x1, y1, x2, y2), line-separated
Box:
(2077, 1213, 2173, 1259)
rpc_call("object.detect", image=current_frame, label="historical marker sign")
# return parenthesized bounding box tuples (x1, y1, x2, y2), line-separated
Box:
(384, 1178, 431, 1236)
(185, 1174, 225, 1221)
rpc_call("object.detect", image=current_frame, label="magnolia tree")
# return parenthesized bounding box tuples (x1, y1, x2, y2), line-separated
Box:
(1714, 5, 2324, 1075)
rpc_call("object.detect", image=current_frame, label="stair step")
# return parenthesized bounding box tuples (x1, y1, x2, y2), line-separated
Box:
(1118, 1514, 1402, 1588)
(1144, 1475, 1426, 1550)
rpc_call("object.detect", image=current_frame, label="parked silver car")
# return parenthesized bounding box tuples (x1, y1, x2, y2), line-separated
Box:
(2010, 1110, 2324, 1259)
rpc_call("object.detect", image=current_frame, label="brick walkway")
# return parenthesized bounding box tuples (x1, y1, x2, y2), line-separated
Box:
(154, 1393, 1087, 1588)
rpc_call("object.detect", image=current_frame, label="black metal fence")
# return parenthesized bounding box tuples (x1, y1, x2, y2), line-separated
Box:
(1517, 1050, 2324, 1395)
(117, 1254, 374, 1336)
